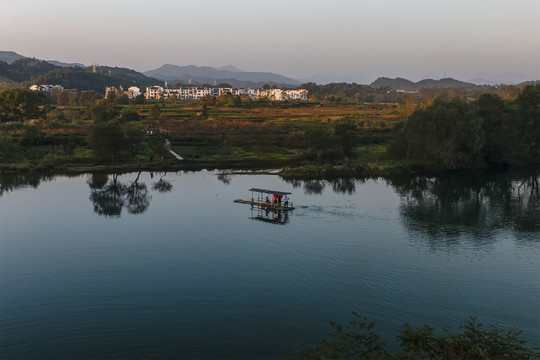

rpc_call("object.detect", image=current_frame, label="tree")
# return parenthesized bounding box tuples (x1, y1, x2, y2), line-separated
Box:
(335, 121, 359, 156)
(19, 125, 44, 146)
(304, 127, 343, 161)
(216, 92, 241, 107)
(87, 120, 126, 164)
(131, 94, 145, 105)
(476, 93, 513, 165)
(0, 88, 46, 122)
(148, 104, 161, 120)
(56, 89, 79, 106)
(86, 98, 119, 123)
(78, 90, 102, 106)
(119, 109, 140, 122)
(200, 95, 215, 106)
(200, 102, 208, 119)
(390, 96, 484, 170)
(514, 84, 540, 163)
(124, 121, 145, 164)
(46, 108, 67, 123)
(116, 94, 130, 105)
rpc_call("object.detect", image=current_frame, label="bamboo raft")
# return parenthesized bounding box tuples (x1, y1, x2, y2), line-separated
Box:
(233, 199, 295, 211)
(234, 188, 295, 211)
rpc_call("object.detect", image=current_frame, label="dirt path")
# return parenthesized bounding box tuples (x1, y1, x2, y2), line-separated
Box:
(164, 138, 184, 160)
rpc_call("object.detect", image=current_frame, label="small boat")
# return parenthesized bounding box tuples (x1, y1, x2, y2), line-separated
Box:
(233, 188, 294, 211)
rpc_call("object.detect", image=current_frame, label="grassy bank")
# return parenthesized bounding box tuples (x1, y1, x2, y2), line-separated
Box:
(1, 101, 406, 176)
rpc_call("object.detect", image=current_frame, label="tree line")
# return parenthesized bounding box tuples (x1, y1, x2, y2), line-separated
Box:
(301, 81, 530, 104)
(390, 85, 540, 170)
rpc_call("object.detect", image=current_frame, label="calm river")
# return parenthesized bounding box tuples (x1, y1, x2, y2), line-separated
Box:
(1, 169, 539, 359)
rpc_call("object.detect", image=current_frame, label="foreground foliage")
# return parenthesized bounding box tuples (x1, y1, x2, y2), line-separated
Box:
(289, 313, 539, 360)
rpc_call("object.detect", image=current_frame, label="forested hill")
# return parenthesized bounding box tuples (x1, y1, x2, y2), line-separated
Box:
(0, 58, 163, 92)
(29, 66, 164, 92)
(371, 77, 477, 91)
(144, 63, 301, 88)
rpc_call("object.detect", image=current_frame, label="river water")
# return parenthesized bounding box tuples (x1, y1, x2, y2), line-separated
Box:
(1, 169, 539, 359)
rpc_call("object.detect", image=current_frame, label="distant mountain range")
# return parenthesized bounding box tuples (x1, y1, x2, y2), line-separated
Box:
(143, 64, 301, 88)
(370, 77, 480, 91)
(1, 51, 538, 93)
(0, 50, 84, 68)
(0, 53, 163, 92)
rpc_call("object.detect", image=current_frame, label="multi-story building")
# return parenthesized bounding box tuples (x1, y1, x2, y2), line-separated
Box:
(29, 84, 64, 93)
(146, 86, 164, 99)
(141, 86, 308, 101)
(284, 89, 309, 100)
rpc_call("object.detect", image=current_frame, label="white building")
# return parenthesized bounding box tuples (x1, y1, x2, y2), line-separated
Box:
(128, 86, 141, 98)
(284, 89, 309, 100)
(29, 84, 64, 93)
(143, 85, 308, 101)
(146, 86, 164, 99)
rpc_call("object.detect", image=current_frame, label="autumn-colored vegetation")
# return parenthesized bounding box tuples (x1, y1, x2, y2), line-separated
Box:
(1, 85, 538, 176)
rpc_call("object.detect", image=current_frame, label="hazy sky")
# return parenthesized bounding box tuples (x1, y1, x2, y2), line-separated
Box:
(2, 0, 539, 83)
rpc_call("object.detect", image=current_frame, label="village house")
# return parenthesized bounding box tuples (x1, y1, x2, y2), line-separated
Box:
(29, 84, 64, 93)
(142, 86, 308, 101)
(105, 86, 142, 99)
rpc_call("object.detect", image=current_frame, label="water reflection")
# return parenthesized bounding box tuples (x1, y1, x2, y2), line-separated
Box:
(330, 178, 358, 195)
(0, 172, 74, 196)
(302, 179, 326, 195)
(250, 207, 290, 225)
(388, 169, 539, 245)
(88, 171, 173, 217)
(281, 169, 539, 248)
(283, 177, 365, 195)
(217, 171, 232, 185)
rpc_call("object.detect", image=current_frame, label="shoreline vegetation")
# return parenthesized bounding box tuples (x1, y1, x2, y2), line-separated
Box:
(288, 313, 540, 360)
(1, 84, 538, 178)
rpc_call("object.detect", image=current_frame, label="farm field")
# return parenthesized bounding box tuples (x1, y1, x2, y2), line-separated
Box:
(1, 101, 403, 174)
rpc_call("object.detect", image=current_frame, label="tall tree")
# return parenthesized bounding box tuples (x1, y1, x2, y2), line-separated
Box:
(148, 104, 161, 120)
(87, 120, 126, 164)
(0, 88, 45, 122)
(514, 84, 540, 163)
(86, 98, 119, 123)
(391, 96, 484, 169)
(476, 93, 512, 165)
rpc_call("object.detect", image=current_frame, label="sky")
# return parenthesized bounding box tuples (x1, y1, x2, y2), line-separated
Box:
(1, 0, 539, 83)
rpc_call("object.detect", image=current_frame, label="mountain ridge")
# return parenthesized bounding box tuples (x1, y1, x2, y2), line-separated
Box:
(144, 63, 301, 87)
(371, 77, 478, 91)
(0, 50, 85, 68)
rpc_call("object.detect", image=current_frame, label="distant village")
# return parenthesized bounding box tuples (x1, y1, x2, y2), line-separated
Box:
(106, 85, 308, 101)
(30, 84, 309, 101)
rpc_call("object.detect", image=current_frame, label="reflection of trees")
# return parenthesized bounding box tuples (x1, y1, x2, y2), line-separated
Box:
(303, 180, 326, 195)
(88, 173, 108, 189)
(152, 172, 173, 192)
(88, 171, 172, 217)
(125, 172, 150, 214)
(388, 169, 540, 246)
(0, 173, 66, 196)
(331, 178, 357, 194)
(282, 178, 359, 195)
(217, 172, 232, 185)
(89, 174, 128, 217)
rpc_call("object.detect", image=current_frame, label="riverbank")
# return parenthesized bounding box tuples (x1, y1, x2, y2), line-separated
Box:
(2, 94, 538, 177)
